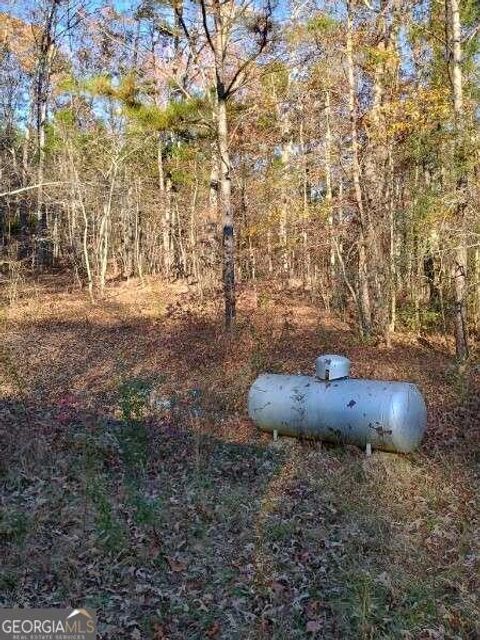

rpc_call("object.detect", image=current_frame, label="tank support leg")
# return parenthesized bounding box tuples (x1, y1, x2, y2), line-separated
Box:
(366, 443, 372, 456)
(273, 430, 278, 442)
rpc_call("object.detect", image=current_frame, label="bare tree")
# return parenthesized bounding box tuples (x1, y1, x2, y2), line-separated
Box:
(174, 0, 273, 329)
(346, 0, 372, 335)
(447, 0, 469, 359)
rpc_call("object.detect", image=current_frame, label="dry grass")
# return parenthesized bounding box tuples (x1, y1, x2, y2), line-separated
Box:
(0, 276, 479, 639)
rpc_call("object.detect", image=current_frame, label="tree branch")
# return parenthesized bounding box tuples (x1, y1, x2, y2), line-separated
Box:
(0, 183, 68, 198)
(225, 0, 273, 96)
(199, 0, 216, 53)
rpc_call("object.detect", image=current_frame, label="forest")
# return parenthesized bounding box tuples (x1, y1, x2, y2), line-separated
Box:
(0, 0, 479, 638)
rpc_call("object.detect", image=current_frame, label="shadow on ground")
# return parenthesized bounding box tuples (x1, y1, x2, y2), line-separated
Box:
(0, 389, 479, 639)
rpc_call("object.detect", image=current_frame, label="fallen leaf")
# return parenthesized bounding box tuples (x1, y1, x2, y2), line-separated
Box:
(166, 556, 187, 572)
(306, 619, 323, 633)
(305, 600, 323, 618)
(153, 623, 167, 639)
(206, 621, 220, 637)
(271, 581, 285, 594)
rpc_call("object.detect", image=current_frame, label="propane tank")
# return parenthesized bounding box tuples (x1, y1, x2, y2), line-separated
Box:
(247, 355, 427, 453)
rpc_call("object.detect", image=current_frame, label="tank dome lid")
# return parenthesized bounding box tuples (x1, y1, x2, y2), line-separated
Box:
(315, 354, 351, 380)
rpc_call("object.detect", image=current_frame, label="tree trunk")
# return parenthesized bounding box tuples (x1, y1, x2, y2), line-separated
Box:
(279, 139, 293, 279)
(324, 89, 336, 308)
(217, 92, 235, 329)
(35, 3, 58, 269)
(448, 0, 469, 359)
(346, 0, 372, 335)
(158, 138, 173, 278)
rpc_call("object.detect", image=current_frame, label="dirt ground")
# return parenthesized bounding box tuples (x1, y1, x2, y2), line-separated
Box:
(1, 277, 479, 639)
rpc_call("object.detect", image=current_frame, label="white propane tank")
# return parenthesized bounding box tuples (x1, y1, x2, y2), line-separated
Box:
(247, 355, 427, 453)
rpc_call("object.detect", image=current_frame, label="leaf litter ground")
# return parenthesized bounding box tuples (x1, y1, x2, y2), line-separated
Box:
(0, 277, 479, 639)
